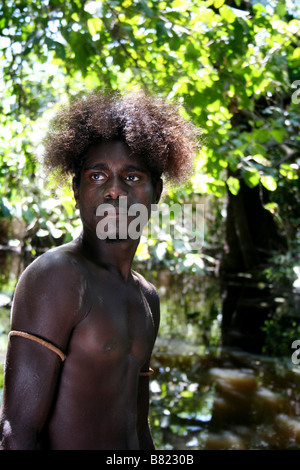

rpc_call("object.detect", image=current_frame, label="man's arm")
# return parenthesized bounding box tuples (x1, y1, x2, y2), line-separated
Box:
(137, 374, 155, 450)
(0, 250, 85, 449)
(136, 281, 160, 450)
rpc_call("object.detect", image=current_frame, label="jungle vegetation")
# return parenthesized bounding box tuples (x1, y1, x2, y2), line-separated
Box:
(0, 0, 299, 337)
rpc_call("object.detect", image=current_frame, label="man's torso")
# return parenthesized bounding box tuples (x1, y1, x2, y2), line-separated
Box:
(40, 247, 156, 449)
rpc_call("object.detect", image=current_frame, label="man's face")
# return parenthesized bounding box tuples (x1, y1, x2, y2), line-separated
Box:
(73, 140, 162, 241)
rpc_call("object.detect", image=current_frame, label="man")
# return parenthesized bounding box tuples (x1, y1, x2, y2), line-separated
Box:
(0, 90, 198, 450)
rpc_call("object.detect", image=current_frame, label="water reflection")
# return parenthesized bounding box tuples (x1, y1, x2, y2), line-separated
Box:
(0, 252, 300, 450)
(146, 269, 300, 450)
(150, 346, 300, 449)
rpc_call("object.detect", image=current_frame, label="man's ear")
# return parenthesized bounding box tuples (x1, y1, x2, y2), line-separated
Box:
(72, 177, 80, 209)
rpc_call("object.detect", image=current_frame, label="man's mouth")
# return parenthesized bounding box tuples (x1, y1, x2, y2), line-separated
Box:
(93, 204, 128, 216)
(95, 207, 129, 217)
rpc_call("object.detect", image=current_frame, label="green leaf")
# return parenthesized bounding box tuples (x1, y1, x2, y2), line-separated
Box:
(220, 5, 237, 23)
(87, 18, 102, 36)
(280, 164, 299, 180)
(271, 129, 285, 143)
(180, 390, 194, 398)
(138, 0, 153, 17)
(244, 168, 260, 188)
(214, 0, 225, 8)
(0, 198, 12, 218)
(227, 176, 240, 195)
(252, 154, 270, 167)
(275, 3, 286, 17)
(261, 175, 277, 191)
(292, 48, 300, 60)
(44, 37, 66, 60)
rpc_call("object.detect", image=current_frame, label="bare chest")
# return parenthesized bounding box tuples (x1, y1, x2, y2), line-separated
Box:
(67, 279, 155, 369)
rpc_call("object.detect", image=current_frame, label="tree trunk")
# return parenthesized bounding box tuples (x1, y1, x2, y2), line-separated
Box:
(220, 176, 287, 274)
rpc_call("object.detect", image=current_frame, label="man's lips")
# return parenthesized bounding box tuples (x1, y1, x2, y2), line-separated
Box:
(104, 212, 127, 218)
(93, 208, 133, 219)
(93, 205, 128, 214)
(93, 200, 143, 215)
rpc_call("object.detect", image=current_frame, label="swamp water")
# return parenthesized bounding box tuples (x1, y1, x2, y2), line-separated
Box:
(0, 250, 300, 450)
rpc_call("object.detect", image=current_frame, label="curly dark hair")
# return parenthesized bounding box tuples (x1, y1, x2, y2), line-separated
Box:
(42, 89, 200, 185)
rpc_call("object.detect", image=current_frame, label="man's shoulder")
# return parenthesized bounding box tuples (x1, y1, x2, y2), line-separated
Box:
(132, 270, 159, 298)
(132, 270, 160, 324)
(11, 243, 86, 340)
(19, 242, 83, 287)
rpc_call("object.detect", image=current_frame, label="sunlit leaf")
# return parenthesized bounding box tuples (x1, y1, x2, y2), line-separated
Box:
(180, 390, 194, 398)
(252, 154, 270, 167)
(244, 168, 260, 188)
(227, 176, 240, 195)
(214, 0, 225, 8)
(261, 175, 277, 191)
(87, 18, 102, 36)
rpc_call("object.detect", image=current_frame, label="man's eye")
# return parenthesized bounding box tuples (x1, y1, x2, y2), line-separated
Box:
(91, 173, 105, 181)
(126, 174, 140, 182)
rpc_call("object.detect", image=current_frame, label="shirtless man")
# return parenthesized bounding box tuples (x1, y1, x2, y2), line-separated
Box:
(0, 90, 198, 450)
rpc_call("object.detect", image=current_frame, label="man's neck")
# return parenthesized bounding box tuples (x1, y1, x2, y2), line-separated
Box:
(78, 230, 139, 282)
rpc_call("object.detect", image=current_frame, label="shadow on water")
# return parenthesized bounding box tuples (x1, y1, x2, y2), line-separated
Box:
(144, 269, 300, 450)
(1, 250, 300, 450)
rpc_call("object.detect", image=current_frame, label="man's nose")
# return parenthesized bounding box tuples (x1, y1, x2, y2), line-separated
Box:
(103, 176, 128, 199)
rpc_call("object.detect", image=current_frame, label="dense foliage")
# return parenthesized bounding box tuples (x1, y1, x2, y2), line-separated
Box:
(0, 0, 299, 278)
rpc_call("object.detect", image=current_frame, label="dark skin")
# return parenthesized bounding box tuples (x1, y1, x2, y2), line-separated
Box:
(0, 140, 163, 450)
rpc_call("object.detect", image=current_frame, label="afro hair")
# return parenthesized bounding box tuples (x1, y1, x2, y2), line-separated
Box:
(42, 89, 200, 185)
